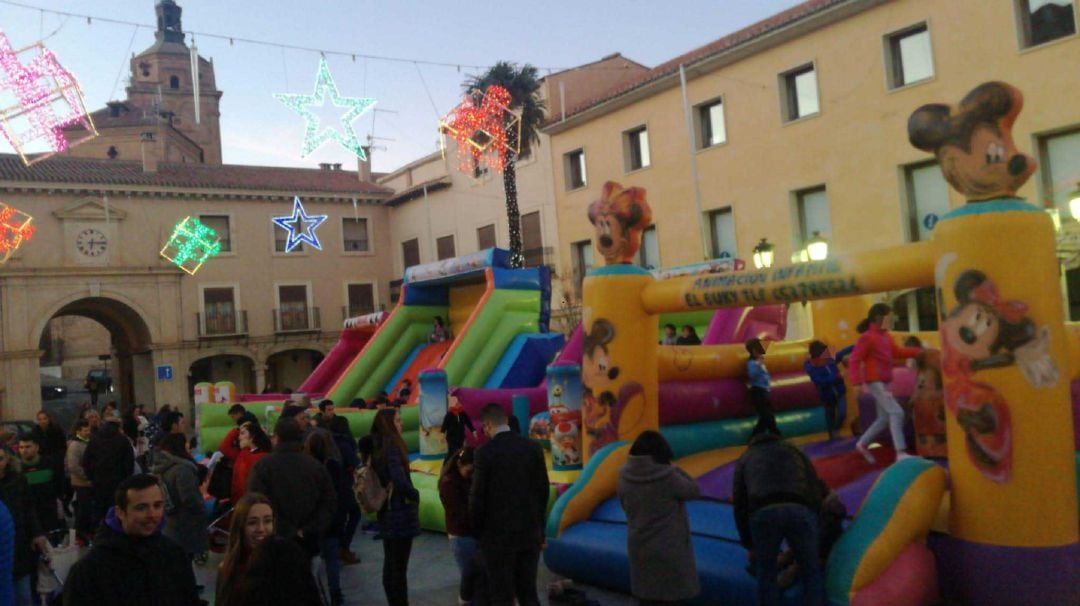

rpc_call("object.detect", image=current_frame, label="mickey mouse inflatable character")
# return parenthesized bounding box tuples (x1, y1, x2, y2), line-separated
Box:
(587, 181, 653, 265)
(908, 81, 1036, 202)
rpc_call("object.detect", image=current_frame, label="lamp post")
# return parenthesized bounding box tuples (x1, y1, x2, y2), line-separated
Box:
(752, 238, 775, 269)
(807, 231, 829, 261)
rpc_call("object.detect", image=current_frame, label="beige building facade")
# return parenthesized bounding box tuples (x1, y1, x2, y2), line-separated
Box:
(545, 0, 1080, 327)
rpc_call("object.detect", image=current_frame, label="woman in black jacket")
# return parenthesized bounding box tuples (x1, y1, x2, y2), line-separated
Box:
(371, 408, 420, 606)
(0, 447, 47, 605)
(438, 446, 477, 604)
(304, 431, 349, 606)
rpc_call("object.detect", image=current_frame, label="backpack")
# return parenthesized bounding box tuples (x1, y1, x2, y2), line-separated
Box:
(354, 463, 389, 514)
(206, 457, 233, 500)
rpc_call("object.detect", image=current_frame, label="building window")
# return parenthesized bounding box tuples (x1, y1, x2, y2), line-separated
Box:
(436, 235, 456, 260)
(521, 211, 544, 267)
(892, 287, 939, 332)
(904, 162, 950, 242)
(637, 226, 659, 270)
(696, 98, 726, 149)
(564, 149, 587, 190)
(347, 283, 375, 318)
(277, 285, 310, 331)
(1016, 0, 1076, 47)
(472, 156, 489, 179)
(274, 228, 303, 252)
(571, 239, 594, 298)
(169, 75, 180, 90)
(708, 208, 737, 259)
(203, 287, 237, 335)
(886, 24, 934, 89)
(780, 63, 819, 122)
(1038, 128, 1080, 319)
(795, 186, 831, 249)
(107, 146, 118, 159)
(477, 224, 497, 250)
(199, 215, 231, 252)
(342, 218, 369, 252)
(402, 238, 420, 271)
(623, 126, 650, 171)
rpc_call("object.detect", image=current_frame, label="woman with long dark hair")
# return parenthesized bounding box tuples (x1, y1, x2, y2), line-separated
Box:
(220, 421, 271, 503)
(304, 431, 349, 606)
(850, 303, 921, 464)
(151, 433, 208, 557)
(428, 315, 452, 343)
(439, 445, 477, 605)
(371, 408, 420, 606)
(219, 492, 321, 606)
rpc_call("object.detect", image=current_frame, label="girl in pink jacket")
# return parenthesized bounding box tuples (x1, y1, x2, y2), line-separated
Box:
(849, 303, 921, 464)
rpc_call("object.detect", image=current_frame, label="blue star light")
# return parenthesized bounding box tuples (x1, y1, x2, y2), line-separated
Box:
(273, 58, 376, 160)
(272, 197, 328, 252)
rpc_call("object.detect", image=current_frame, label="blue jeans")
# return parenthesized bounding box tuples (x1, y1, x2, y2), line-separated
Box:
(749, 503, 824, 606)
(319, 536, 342, 603)
(450, 536, 479, 600)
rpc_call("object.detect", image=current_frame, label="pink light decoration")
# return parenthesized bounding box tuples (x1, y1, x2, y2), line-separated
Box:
(440, 84, 521, 177)
(0, 32, 98, 166)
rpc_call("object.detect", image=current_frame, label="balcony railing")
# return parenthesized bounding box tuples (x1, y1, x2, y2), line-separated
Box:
(196, 310, 247, 337)
(274, 306, 321, 333)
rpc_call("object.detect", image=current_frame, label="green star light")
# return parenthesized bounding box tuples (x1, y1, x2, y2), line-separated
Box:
(274, 58, 376, 160)
(160, 216, 222, 275)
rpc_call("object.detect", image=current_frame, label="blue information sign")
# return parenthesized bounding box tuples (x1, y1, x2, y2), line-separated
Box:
(156, 365, 173, 381)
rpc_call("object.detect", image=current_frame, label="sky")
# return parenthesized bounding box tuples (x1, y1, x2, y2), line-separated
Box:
(1, 0, 805, 173)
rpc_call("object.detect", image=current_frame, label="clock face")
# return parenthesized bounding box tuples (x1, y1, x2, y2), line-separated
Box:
(75, 228, 108, 257)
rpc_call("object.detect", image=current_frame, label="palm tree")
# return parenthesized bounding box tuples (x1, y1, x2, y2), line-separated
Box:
(463, 62, 546, 268)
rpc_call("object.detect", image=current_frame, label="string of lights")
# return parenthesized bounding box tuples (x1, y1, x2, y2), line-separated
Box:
(0, 0, 641, 74)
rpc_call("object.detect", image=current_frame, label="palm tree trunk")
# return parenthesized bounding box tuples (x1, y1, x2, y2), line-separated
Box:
(503, 136, 524, 268)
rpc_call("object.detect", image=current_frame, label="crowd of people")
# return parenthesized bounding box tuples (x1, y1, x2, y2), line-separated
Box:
(0, 302, 943, 606)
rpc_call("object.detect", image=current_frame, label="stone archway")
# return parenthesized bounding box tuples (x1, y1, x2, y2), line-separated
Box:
(188, 354, 257, 396)
(264, 348, 324, 394)
(38, 296, 155, 412)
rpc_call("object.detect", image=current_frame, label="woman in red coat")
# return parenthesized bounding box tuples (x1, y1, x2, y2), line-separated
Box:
(219, 422, 272, 502)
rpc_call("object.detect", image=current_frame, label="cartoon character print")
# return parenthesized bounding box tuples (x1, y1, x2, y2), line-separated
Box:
(552, 421, 581, 467)
(911, 349, 947, 459)
(581, 319, 645, 455)
(528, 412, 551, 441)
(909, 81, 1036, 202)
(940, 270, 1058, 482)
(587, 181, 653, 265)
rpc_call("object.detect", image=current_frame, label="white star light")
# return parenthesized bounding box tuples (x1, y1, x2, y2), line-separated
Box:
(273, 58, 376, 160)
(272, 197, 328, 252)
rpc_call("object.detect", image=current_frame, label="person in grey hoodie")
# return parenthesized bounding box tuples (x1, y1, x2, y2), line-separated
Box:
(151, 433, 208, 557)
(617, 431, 701, 604)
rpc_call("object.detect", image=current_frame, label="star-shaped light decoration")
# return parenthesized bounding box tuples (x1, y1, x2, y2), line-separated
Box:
(272, 196, 327, 253)
(273, 58, 376, 160)
(0, 33, 98, 166)
(160, 216, 222, 275)
(440, 84, 521, 177)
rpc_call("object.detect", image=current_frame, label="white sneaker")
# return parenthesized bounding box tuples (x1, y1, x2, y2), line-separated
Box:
(855, 443, 876, 464)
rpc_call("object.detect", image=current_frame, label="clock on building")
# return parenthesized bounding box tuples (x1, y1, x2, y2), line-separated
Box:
(75, 228, 108, 257)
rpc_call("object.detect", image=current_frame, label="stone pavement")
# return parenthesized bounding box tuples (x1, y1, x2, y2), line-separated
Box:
(196, 529, 636, 606)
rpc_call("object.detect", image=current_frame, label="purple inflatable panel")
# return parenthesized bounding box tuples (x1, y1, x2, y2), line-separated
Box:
(658, 375, 819, 425)
(453, 385, 547, 420)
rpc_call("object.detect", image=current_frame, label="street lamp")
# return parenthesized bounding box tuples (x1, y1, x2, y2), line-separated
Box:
(752, 238, 775, 269)
(1069, 183, 1080, 221)
(807, 231, 829, 261)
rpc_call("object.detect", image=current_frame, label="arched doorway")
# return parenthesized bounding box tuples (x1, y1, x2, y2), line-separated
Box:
(188, 354, 256, 396)
(38, 297, 155, 411)
(265, 349, 324, 394)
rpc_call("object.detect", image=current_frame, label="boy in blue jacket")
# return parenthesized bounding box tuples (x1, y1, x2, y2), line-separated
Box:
(745, 338, 781, 437)
(804, 340, 846, 440)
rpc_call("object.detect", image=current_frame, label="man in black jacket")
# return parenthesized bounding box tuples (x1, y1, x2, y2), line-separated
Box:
(732, 431, 829, 606)
(82, 418, 134, 524)
(247, 417, 336, 555)
(469, 403, 549, 606)
(63, 473, 200, 605)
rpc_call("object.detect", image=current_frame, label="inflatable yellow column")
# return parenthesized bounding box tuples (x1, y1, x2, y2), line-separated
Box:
(911, 81, 1079, 604)
(580, 182, 659, 464)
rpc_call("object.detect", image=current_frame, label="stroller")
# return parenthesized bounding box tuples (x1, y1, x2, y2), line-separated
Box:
(36, 529, 85, 605)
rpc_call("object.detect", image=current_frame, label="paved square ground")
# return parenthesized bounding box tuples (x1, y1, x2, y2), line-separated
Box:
(196, 529, 635, 606)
